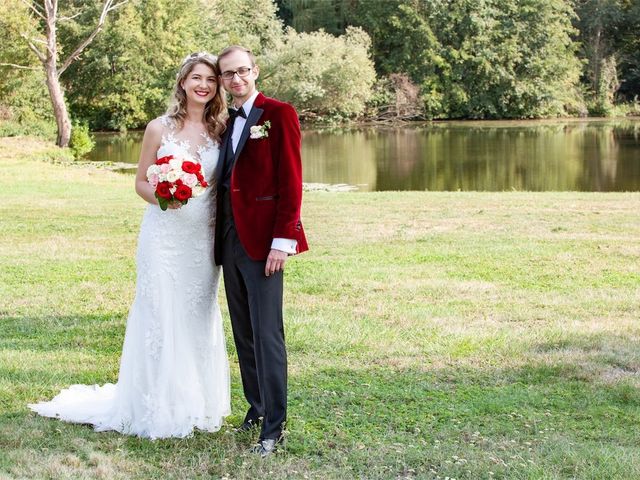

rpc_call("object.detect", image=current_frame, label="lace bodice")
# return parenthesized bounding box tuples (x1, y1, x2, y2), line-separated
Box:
(157, 115, 219, 182)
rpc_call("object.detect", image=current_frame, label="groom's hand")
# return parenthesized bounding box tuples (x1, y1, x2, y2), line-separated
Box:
(265, 249, 287, 276)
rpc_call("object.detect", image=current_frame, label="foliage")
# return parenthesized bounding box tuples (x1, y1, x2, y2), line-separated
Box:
(0, 117, 57, 139)
(63, 0, 208, 131)
(69, 123, 96, 159)
(0, 73, 58, 139)
(260, 27, 376, 121)
(0, 0, 56, 137)
(2, 0, 640, 127)
(574, 0, 627, 115)
(451, 0, 581, 118)
(0, 70, 57, 139)
(207, 0, 284, 54)
(0, 0, 41, 72)
(617, 1, 640, 101)
(279, 0, 639, 118)
(364, 74, 425, 122)
(345, 0, 584, 119)
(60, 0, 287, 131)
(275, 0, 350, 35)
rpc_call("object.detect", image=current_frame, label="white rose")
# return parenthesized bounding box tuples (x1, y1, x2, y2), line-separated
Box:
(146, 164, 160, 179)
(169, 158, 181, 170)
(191, 185, 205, 197)
(166, 170, 180, 183)
(250, 126, 262, 139)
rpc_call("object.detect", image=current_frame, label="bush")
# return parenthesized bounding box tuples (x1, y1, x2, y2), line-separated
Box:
(365, 74, 425, 122)
(261, 26, 376, 122)
(620, 97, 640, 116)
(0, 118, 57, 139)
(69, 123, 95, 159)
(0, 63, 57, 138)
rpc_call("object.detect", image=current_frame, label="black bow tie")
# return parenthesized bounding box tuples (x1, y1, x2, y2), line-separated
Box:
(228, 107, 247, 120)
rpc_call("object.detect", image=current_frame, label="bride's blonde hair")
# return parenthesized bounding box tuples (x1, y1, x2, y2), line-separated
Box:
(167, 52, 227, 142)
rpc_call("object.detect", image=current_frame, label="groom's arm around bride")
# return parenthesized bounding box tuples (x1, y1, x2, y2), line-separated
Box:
(213, 45, 308, 456)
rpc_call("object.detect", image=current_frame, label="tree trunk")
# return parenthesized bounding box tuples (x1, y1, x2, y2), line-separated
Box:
(45, 62, 71, 147)
(43, 0, 71, 147)
(19, 0, 126, 147)
(593, 25, 602, 94)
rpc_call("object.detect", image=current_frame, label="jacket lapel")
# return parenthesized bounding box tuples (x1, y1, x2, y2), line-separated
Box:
(233, 105, 264, 162)
(215, 122, 231, 183)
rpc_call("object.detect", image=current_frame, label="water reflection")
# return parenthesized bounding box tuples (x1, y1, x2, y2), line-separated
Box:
(88, 119, 640, 192)
(91, 130, 144, 166)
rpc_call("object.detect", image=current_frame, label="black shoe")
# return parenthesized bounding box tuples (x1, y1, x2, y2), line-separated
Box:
(236, 418, 261, 433)
(251, 436, 283, 458)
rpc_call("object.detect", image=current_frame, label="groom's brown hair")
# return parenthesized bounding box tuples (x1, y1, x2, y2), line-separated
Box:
(218, 45, 256, 67)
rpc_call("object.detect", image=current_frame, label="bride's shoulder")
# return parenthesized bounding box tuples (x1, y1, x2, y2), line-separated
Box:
(150, 115, 173, 130)
(139, 118, 166, 149)
(144, 117, 168, 137)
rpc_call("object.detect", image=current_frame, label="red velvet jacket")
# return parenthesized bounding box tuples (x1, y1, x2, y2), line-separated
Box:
(214, 93, 309, 263)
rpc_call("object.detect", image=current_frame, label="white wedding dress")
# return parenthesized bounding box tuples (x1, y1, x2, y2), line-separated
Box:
(29, 116, 231, 439)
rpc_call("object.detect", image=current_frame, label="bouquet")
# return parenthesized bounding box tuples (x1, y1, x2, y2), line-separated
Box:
(146, 155, 209, 211)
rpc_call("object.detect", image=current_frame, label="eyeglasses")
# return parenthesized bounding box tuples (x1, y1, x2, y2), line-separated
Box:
(220, 67, 253, 80)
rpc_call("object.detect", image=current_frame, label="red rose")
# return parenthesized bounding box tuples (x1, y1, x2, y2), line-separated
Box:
(201, 180, 209, 188)
(174, 184, 192, 202)
(156, 155, 173, 165)
(156, 182, 173, 199)
(182, 161, 200, 174)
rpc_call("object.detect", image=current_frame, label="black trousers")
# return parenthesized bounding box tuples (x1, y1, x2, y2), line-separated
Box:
(220, 190, 287, 440)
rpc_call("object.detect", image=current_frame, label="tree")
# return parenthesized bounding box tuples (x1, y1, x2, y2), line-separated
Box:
(64, 0, 208, 131)
(1, 0, 126, 146)
(260, 26, 376, 121)
(345, 0, 583, 119)
(575, 0, 640, 106)
(574, 0, 627, 113)
(430, 0, 583, 118)
(355, 1, 446, 118)
(365, 74, 425, 122)
(617, 0, 640, 100)
(0, 1, 55, 136)
(61, 0, 286, 131)
(279, 0, 587, 119)
(207, 0, 284, 55)
(275, 0, 350, 35)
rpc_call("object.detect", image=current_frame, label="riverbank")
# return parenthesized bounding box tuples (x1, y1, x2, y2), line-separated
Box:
(1, 137, 640, 478)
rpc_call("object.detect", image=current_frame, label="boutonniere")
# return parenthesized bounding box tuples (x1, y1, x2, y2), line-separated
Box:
(250, 121, 271, 139)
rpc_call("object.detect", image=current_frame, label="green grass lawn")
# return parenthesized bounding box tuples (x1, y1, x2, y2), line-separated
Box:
(1, 137, 640, 479)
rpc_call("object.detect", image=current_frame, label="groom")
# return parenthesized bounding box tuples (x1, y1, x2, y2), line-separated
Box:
(214, 45, 308, 456)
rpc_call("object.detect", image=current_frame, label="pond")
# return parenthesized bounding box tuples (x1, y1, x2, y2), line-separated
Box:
(87, 118, 640, 192)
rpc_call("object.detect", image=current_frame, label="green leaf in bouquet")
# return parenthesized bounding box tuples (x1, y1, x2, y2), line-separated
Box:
(155, 192, 169, 211)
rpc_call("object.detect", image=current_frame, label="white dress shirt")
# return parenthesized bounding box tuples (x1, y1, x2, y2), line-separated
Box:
(231, 90, 259, 153)
(232, 91, 298, 255)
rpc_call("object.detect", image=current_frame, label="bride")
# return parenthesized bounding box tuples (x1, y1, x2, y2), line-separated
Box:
(29, 52, 231, 439)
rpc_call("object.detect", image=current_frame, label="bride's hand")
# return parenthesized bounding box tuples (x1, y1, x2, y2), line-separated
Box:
(167, 201, 182, 209)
